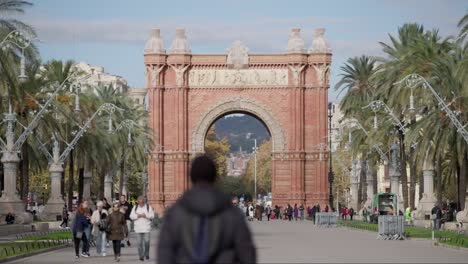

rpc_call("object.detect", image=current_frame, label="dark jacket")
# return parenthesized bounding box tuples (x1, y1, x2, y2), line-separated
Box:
(72, 212, 89, 234)
(107, 210, 127, 241)
(431, 206, 442, 220)
(119, 201, 132, 221)
(158, 186, 256, 264)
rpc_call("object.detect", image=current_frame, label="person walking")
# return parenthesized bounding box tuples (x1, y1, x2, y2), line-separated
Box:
(60, 205, 69, 228)
(108, 201, 128, 262)
(311, 206, 317, 224)
(157, 155, 256, 264)
(299, 204, 305, 221)
(287, 204, 293, 221)
(130, 196, 155, 261)
(431, 203, 442, 230)
(349, 207, 355, 221)
(91, 201, 108, 257)
(80, 200, 92, 257)
(405, 207, 411, 224)
(362, 207, 369, 222)
(293, 204, 299, 221)
(119, 194, 133, 247)
(265, 205, 272, 221)
(324, 205, 329, 213)
(72, 204, 90, 259)
(102, 197, 111, 211)
(248, 202, 255, 221)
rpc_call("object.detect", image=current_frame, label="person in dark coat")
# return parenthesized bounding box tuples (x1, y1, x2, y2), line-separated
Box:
(60, 205, 69, 228)
(5, 212, 14, 224)
(287, 204, 293, 221)
(108, 201, 128, 262)
(72, 205, 90, 258)
(431, 203, 442, 230)
(158, 155, 256, 264)
(349, 208, 355, 221)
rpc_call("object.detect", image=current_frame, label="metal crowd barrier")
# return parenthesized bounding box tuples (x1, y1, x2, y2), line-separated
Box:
(316, 212, 339, 227)
(377, 215, 406, 240)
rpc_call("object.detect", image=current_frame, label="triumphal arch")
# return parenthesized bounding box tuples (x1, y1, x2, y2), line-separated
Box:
(144, 28, 332, 213)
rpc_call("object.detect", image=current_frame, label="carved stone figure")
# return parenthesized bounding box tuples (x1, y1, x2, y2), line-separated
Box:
(227, 40, 249, 69)
(170, 28, 191, 54)
(170, 65, 189, 87)
(312, 64, 330, 86)
(144, 28, 166, 54)
(309, 28, 331, 53)
(288, 65, 306, 87)
(146, 65, 164, 87)
(286, 28, 305, 53)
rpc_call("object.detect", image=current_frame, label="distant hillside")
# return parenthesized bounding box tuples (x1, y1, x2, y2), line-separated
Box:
(214, 114, 270, 153)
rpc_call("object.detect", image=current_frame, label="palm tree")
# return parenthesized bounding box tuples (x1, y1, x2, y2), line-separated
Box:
(458, 11, 468, 41)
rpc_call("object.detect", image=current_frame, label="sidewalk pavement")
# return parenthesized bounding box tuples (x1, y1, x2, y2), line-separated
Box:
(5, 220, 468, 263)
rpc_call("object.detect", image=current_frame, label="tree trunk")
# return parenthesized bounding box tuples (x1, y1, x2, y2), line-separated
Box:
(119, 158, 125, 195)
(78, 167, 84, 203)
(61, 159, 66, 196)
(399, 132, 409, 209)
(436, 154, 443, 204)
(459, 149, 467, 211)
(359, 159, 367, 210)
(99, 168, 105, 200)
(409, 146, 417, 210)
(67, 150, 74, 211)
(20, 143, 29, 202)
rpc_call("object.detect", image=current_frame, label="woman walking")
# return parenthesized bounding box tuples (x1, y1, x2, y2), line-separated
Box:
(107, 201, 128, 262)
(293, 204, 299, 221)
(91, 201, 108, 257)
(73, 204, 90, 258)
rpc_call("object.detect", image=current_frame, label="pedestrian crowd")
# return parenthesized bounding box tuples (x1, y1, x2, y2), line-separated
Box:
(71, 194, 154, 262)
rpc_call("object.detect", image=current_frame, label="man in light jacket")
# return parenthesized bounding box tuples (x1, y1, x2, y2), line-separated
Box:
(130, 196, 155, 261)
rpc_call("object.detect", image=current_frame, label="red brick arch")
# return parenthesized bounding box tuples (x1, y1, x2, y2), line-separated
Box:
(145, 49, 331, 214)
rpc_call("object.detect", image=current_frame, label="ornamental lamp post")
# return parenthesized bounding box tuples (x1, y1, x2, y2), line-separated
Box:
(252, 139, 258, 203)
(328, 102, 334, 208)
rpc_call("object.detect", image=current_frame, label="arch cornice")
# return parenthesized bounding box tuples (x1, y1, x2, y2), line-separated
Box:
(191, 97, 286, 153)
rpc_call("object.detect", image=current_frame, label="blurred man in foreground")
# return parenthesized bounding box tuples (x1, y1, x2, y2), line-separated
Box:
(157, 155, 256, 263)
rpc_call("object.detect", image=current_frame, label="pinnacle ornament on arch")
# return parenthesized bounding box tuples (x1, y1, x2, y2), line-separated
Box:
(144, 28, 166, 54)
(286, 28, 305, 53)
(309, 28, 331, 54)
(170, 28, 191, 54)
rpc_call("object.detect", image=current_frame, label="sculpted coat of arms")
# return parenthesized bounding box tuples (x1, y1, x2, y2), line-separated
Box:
(227, 40, 249, 69)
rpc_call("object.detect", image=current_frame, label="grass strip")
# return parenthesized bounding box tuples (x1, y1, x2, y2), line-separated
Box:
(338, 220, 468, 248)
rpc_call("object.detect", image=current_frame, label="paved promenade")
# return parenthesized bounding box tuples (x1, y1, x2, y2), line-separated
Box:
(5, 220, 468, 263)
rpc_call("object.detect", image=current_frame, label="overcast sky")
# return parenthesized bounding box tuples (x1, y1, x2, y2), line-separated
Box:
(23, 0, 467, 100)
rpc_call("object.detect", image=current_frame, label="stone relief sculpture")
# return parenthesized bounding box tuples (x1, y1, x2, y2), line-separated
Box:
(170, 28, 191, 54)
(286, 28, 305, 53)
(312, 64, 330, 86)
(288, 65, 306, 87)
(309, 28, 332, 53)
(146, 65, 164, 87)
(170, 65, 190, 87)
(188, 69, 288, 87)
(227, 40, 249, 69)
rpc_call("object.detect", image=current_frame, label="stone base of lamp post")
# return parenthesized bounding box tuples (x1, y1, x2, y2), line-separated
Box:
(0, 198, 32, 224)
(40, 167, 65, 220)
(40, 198, 65, 221)
(413, 193, 437, 220)
(456, 194, 468, 228)
(413, 165, 437, 220)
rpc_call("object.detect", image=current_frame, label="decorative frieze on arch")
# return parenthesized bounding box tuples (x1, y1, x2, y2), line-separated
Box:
(191, 97, 286, 153)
